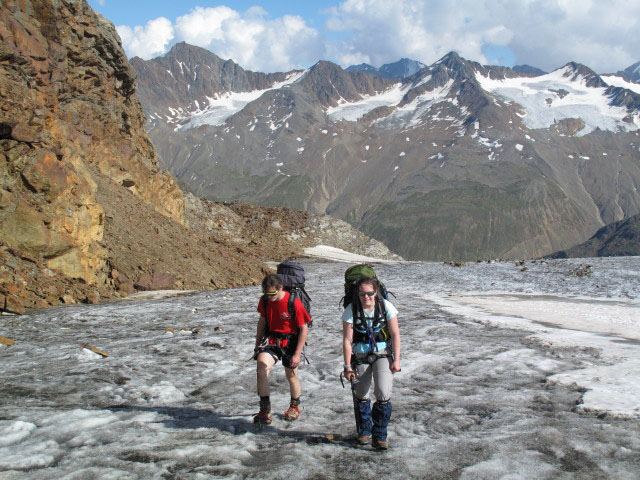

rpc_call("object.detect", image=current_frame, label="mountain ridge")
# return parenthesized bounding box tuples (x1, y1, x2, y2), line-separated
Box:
(547, 214, 640, 258)
(133, 43, 640, 261)
(347, 58, 427, 79)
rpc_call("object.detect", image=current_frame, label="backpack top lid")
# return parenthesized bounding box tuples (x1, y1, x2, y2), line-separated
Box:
(275, 261, 312, 320)
(344, 264, 377, 285)
(343, 264, 388, 309)
(277, 261, 305, 289)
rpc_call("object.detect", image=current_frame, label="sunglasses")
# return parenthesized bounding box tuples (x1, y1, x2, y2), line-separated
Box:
(358, 291, 376, 297)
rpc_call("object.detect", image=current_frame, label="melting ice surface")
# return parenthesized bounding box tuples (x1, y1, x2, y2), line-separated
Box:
(476, 66, 640, 135)
(1, 255, 640, 479)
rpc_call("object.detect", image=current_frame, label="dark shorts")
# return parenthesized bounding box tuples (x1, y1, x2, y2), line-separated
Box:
(256, 335, 299, 369)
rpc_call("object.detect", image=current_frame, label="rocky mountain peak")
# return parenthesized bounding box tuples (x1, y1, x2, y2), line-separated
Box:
(345, 63, 378, 74)
(431, 51, 485, 83)
(512, 64, 547, 76)
(346, 58, 427, 79)
(621, 60, 640, 82)
(301, 60, 394, 106)
(561, 62, 607, 88)
(131, 41, 293, 123)
(378, 58, 427, 78)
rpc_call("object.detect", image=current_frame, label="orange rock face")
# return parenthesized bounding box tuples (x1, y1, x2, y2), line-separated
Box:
(0, 0, 185, 309)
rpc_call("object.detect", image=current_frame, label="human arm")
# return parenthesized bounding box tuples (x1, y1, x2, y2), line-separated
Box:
(387, 315, 401, 373)
(342, 321, 355, 381)
(288, 322, 308, 369)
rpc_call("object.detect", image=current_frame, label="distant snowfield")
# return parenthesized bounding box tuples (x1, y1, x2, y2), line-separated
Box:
(302, 245, 402, 264)
(602, 75, 640, 95)
(325, 83, 407, 122)
(325, 78, 457, 128)
(171, 70, 307, 130)
(375, 79, 457, 129)
(476, 66, 640, 135)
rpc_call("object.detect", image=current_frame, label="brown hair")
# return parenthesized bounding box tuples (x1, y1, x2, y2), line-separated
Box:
(357, 277, 379, 292)
(262, 273, 283, 292)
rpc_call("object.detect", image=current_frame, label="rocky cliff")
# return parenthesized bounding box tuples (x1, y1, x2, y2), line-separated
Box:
(0, 0, 187, 312)
(0, 1, 398, 315)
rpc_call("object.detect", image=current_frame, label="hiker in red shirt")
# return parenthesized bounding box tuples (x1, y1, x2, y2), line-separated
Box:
(253, 273, 310, 424)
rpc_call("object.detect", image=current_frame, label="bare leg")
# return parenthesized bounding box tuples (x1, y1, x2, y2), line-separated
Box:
(285, 367, 301, 399)
(256, 352, 276, 397)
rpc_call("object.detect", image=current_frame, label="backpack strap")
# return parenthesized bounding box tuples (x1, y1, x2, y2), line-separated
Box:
(288, 289, 296, 322)
(261, 295, 270, 337)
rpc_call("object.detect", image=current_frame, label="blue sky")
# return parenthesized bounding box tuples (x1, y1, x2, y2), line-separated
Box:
(89, 1, 330, 30)
(88, 0, 639, 74)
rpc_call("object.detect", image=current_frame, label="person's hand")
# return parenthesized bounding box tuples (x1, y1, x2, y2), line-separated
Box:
(344, 369, 356, 382)
(289, 353, 301, 369)
(390, 359, 401, 373)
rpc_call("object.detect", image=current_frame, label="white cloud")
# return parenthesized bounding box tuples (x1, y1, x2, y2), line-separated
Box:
(118, 6, 323, 72)
(326, 0, 640, 73)
(117, 17, 174, 60)
(115, 1, 640, 73)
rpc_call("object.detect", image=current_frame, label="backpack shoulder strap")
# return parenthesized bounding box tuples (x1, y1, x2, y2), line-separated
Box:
(261, 296, 270, 336)
(371, 297, 388, 329)
(288, 290, 296, 321)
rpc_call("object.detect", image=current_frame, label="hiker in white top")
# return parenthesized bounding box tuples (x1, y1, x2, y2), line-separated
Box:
(342, 277, 400, 450)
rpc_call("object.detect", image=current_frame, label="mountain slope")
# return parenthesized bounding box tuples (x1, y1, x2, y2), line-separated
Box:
(548, 214, 640, 258)
(133, 45, 640, 261)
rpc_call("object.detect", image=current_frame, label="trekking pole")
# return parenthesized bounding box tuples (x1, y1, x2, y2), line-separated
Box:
(350, 377, 361, 436)
(340, 370, 361, 435)
(246, 348, 259, 362)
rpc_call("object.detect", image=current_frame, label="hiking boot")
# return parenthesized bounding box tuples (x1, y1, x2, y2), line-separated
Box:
(372, 438, 388, 450)
(253, 409, 272, 425)
(357, 434, 371, 445)
(283, 405, 300, 421)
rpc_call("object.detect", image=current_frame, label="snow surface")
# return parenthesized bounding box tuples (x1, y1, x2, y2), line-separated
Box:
(171, 70, 307, 130)
(477, 66, 640, 135)
(1, 255, 639, 478)
(302, 245, 400, 264)
(602, 75, 640, 95)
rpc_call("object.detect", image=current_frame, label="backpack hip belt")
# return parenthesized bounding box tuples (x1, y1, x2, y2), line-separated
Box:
(352, 352, 393, 366)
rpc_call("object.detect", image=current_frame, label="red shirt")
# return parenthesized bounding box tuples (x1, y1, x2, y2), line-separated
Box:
(257, 291, 310, 334)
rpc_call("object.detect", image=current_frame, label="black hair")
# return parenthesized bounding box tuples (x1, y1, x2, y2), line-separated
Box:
(262, 273, 283, 291)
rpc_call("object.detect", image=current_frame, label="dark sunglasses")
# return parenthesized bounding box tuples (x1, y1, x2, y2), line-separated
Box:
(358, 291, 376, 297)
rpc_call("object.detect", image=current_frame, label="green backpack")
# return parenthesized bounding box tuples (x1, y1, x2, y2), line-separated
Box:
(342, 264, 390, 309)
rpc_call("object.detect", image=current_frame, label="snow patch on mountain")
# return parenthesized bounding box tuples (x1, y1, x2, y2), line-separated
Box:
(601, 75, 640, 95)
(325, 83, 407, 122)
(170, 70, 307, 130)
(477, 67, 640, 135)
(375, 80, 457, 129)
